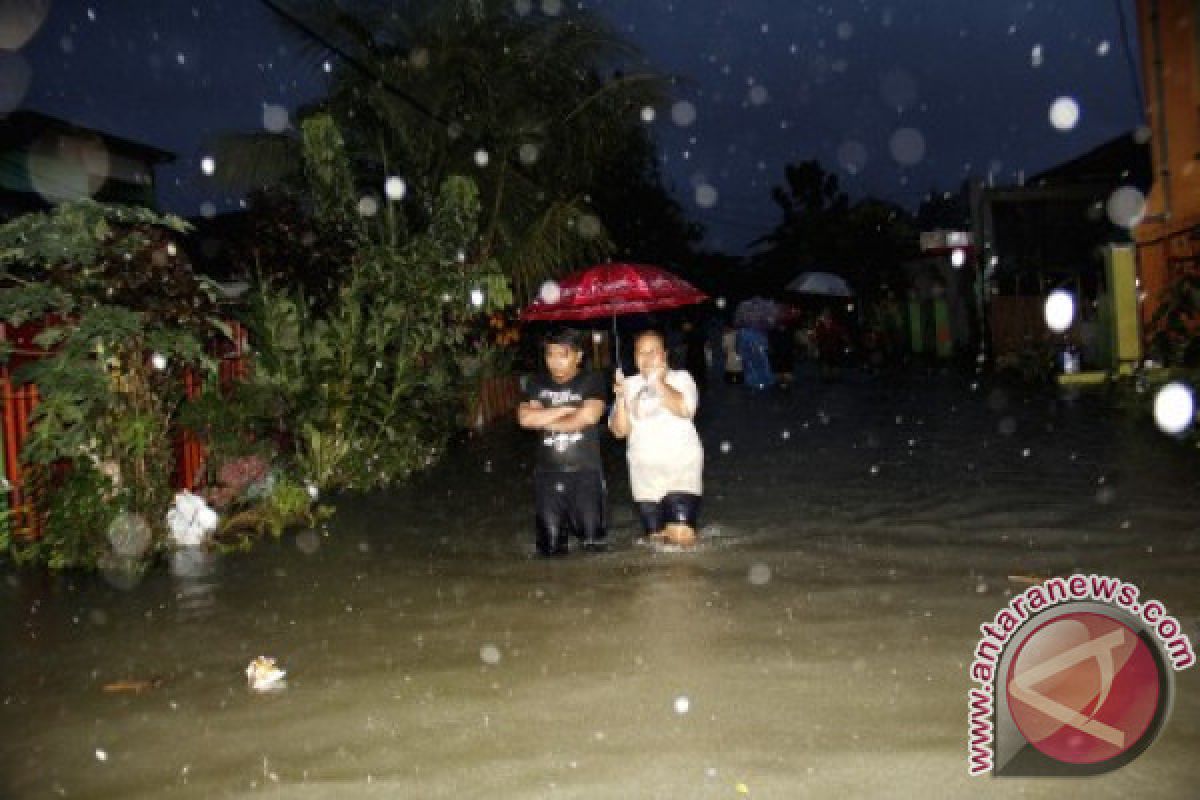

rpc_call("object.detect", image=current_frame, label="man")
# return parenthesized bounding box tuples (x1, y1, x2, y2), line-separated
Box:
(517, 328, 608, 556)
(609, 330, 704, 547)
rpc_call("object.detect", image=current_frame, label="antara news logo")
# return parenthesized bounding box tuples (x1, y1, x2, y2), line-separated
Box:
(967, 574, 1195, 777)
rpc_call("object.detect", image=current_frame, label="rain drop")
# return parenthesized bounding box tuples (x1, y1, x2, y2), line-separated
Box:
(357, 196, 379, 217)
(518, 142, 540, 165)
(1044, 290, 1075, 333)
(1106, 186, 1146, 229)
(576, 214, 603, 239)
(200, 156, 215, 176)
(1154, 382, 1195, 435)
(888, 128, 925, 166)
(671, 100, 697, 127)
(474, 149, 490, 167)
(1049, 96, 1080, 132)
(480, 644, 502, 665)
(262, 103, 289, 133)
(296, 530, 320, 554)
(674, 695, 690, 714)
(406, 48, 431, 70)
(748, 564, 772, 585)
(694, 183, 719, 208)
(385, 176, 407, 201)
(539, 280, 562, 304)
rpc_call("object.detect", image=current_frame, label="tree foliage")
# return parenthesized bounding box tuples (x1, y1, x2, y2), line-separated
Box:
(239, 114, 511, 490)
(216, 0, 674, 302)
(750, 160, 919, 298)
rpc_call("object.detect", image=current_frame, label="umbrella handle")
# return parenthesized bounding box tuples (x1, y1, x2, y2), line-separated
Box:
(614, 315, 626, 375)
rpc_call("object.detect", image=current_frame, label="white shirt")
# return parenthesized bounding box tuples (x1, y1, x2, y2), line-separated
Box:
(620, 369, 704, 502)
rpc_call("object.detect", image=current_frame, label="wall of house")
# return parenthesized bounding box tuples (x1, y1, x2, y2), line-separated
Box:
(1135, 0, 1200, 334)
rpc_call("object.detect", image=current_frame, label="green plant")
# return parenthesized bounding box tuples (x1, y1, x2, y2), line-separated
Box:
(0, 202, 222, 569)
(214, 1, 670, 302)
(242, 116, 512, 491)
(216, 472, 330, 543)
(1149, 273, 1200, 367)
(178, 380, 281, 487)
(36, 464, 122, 570)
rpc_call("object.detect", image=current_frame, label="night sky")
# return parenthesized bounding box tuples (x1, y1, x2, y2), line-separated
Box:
(13, 0, 1144, 253)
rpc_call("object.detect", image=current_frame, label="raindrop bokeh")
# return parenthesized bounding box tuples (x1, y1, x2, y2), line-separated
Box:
(385, 176, 407, 201)
(262, 103, 289, 133)
(1106, 186, 1146, 229)
(1043, 290, 1075, 333)
(1153, 382, 1195, 435)
(888, 128, 926, 166)
(1048, 96, 1080, 131)
(671, 100, 697, 127)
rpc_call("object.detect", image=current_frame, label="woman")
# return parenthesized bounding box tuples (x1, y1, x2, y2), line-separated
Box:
(609, 330, 704, 547)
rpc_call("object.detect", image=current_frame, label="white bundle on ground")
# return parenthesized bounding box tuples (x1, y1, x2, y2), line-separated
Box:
(166, 491, 219, 547)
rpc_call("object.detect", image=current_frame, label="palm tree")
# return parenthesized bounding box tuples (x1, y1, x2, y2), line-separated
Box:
(214, 0, 669, 302)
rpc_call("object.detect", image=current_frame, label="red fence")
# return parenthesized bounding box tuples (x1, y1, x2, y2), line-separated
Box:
(1, 315, 519, 542)
(0, 319, 250, 540)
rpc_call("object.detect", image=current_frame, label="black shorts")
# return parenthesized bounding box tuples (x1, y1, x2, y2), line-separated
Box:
(635, 492, 701, 535)
(534, 469, 607, 555)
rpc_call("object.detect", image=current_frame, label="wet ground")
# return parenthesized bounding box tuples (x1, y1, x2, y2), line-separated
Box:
(2, 364, 1199, 798)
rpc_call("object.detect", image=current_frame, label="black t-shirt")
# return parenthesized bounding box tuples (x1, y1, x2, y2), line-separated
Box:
(525, 370, 606, 472)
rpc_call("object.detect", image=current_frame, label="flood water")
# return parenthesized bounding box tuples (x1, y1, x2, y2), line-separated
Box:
(3, 367, 1199, 798)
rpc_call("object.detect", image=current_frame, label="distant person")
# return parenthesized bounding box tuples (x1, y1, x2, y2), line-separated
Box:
(609, 330, 704, 547)
(722, 323, 744, 384)
(813, 308, 847, 381)
(517, 328, 608, 556)
(768, 321, 796, 389)
(737, 325, 775, 389)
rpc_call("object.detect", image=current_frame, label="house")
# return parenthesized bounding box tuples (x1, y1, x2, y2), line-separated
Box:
(970, 133, 1152, 369)
(0, 110, 174, 220)
(1134, 0, 1200, 350)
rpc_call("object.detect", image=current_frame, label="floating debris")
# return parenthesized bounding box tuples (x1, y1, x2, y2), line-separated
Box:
(246, 656, 287, 692)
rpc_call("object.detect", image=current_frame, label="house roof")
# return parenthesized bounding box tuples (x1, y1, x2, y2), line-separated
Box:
(1028, 131, 1151, 190)
(0, 109, 176, 163)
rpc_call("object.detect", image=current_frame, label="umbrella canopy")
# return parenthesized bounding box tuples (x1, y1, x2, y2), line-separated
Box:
(786, 271, 854, 297)
(733, 296, 779, 329)
(519, 262, 707, 321)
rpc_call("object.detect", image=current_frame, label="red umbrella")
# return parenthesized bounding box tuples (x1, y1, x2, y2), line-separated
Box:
(519, 263, 708, 372)
(519, 262, 707, 321)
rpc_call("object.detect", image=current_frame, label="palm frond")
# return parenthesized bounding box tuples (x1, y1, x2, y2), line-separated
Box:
(209, 132, 303, 190)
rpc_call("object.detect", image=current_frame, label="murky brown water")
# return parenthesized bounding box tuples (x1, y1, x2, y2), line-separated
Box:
(3, 370, 1199, 798)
